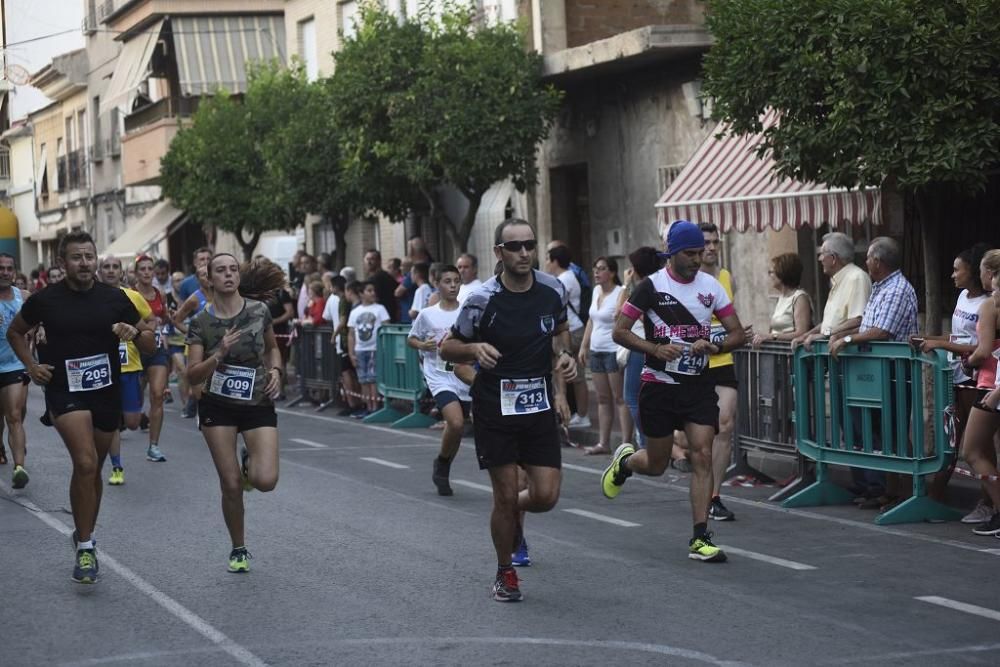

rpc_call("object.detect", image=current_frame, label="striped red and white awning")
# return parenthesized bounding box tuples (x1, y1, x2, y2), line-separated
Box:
(656, 111, 881, 233)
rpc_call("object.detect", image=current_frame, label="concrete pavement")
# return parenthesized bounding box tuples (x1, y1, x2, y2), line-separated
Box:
(2, 388, 1000, 666)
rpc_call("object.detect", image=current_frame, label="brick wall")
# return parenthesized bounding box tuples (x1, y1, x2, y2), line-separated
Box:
(565, 0, 705, 48)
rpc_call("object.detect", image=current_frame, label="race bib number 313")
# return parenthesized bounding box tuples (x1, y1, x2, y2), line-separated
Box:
(209, 364, 256, 401)
(500, 377, 550, 416)
(66, 353, 113, 392)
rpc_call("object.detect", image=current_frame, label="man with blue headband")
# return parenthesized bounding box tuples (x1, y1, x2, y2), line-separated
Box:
(603, 220, 746, 563)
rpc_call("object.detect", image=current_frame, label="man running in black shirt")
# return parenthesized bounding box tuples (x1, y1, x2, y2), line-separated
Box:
(441, 218, 576, 602)
(6, 231, 155, 584)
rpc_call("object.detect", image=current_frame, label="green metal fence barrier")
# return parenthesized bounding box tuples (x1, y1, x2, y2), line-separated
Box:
(782, 340, 961, 524)
(363, 324, 435, 429)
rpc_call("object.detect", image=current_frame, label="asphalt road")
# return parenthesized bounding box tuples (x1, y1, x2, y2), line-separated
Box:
(3, 388, 1000, 667)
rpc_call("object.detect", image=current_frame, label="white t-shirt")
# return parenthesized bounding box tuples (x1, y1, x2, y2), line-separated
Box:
(588, 284, 624, 353)
(951, 289, 988, 384)
(557, 269, 583, 332)
(457, 279, 483, 304)
(322, 293, 342, 353)
(408, 304, 471, 400)
(411, 283, 432, 314)
(348, 303, 391, 353)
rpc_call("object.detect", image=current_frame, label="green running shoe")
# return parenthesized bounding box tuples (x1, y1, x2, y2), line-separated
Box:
(12, 465, 29, 489)
(108, 466, 124, 486)
(72, 549, 99, 584)
(688, 533, 727, 563)
(601, 443, 635, 499)
(228, 546, 252, 573)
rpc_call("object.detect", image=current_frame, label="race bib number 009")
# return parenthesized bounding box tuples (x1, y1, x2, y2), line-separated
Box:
(663, 341, 707, 376)
(209, 364, 256, 401)
(500, 377, 550, 416)
(66, 353, 113, 392)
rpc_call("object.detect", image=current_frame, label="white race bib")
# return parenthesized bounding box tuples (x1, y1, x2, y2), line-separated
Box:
(209, 364, 256, 401)
(500, 377, 550, 416)
(663, 341, 708, 376)
(118, 342, 129, 366)
(66, 353, 113, 392)
(709, 325, 727, 347)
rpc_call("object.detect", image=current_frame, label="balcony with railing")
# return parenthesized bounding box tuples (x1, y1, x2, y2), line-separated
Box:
(121, 98, 197, 187)
(56, 150, 89, 193)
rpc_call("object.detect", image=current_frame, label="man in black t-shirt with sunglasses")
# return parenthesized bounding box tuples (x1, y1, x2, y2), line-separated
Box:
(442, 218, 577, 603)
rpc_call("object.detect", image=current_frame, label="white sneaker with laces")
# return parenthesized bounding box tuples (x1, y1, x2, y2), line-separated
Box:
(568, 414, 591, 429)
(962, 500, 994, 524)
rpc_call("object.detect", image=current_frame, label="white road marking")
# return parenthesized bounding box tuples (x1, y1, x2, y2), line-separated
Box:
(360, 457, 410, 469)
(916, 596, 1000, 622)
(557, 461, 1000, 558)
(561, 462, 602, 476)
(289, 438, 327, 449)
(452, 479, 493, 493)
(716, 545, 817, 571)
(562, 508, 640, 527)
(280, 447, 329, 453)
(1, 487, 268, 667)
(274, 407, 441, 442)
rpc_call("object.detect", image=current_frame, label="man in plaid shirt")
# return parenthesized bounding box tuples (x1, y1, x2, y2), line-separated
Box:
(829, 237, 917, 356)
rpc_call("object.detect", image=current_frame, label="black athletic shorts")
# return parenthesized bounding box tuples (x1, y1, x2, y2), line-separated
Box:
(44, 387, 121, 433)
(639, 381, 719, 438)
(0, 370, 30, 388)
(198, 398, 277, 433)
(472, 403, 561, 470)
(705, 364, 738, 389)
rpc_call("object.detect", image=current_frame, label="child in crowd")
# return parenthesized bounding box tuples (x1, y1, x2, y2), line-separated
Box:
(348, 282, 391, 416)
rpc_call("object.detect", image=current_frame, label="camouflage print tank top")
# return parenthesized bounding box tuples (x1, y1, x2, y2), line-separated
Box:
(187, 298, 274, 406)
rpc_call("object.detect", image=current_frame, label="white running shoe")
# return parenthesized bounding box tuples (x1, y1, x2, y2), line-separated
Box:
(568, 414, 591, 429)
(961, 500, 994, 524)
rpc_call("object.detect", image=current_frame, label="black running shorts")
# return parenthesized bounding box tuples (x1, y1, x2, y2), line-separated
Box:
(0, 370, 30, 388)
(44, 387, 121, 433)
(472, 403, 561, 470)
(704, 364, 738, 389)
(198, 398, 277, 433)
(638, 381, 719, 438)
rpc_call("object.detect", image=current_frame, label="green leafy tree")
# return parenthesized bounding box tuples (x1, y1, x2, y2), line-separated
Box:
(329, 3, 562, 252)
(161, 63, 309, 260)
(702, 0, 1000, 332)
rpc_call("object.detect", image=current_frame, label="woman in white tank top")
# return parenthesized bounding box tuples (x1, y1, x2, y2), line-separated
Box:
(751, 253, 812, 347)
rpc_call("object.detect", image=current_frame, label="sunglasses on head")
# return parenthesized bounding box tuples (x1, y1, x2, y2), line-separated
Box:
(495, 240, 537, 253)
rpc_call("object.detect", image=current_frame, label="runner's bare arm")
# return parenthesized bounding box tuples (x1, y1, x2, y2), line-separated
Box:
(694, 312, 745, 356)
(262, 324, 282, 398)
(612, 312, 680, 361)
(171, 294, 200, 333)
(186, 327, 243, 386)
(133, 315, 157, 355)
(6, 313, 53, 384)
(552, 323, 577, 384)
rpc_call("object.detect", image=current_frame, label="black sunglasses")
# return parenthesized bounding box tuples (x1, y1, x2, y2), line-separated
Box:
(495, 240, 537, 253)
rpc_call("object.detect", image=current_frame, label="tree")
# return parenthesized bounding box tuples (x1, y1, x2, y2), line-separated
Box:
(161, 63, 310, 260)
(329, 4, 562, 253)
(702, 0, 1000, 332)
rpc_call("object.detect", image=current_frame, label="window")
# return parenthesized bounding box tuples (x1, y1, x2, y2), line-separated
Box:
(92, 96, 103, 159)
(110, 107, 121, 156)
(340, 1, 358, 39)
(297, 18, 318, 81)
(482, 0, 517, 24)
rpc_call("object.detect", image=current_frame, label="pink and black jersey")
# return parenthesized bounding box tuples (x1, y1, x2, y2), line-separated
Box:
(621, 267, 735, 385)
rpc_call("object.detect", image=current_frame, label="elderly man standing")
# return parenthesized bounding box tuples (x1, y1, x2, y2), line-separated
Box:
(828, 237, 918, 508)
(792, 232, 872, 349)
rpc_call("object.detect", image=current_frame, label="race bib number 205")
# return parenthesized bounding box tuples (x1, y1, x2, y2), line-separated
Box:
(500, 377, 550, 416)
(66, 353, 113, 392)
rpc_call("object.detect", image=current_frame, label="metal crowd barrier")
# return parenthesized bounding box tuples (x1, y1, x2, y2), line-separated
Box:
(733, 343, 807, 501)
(782, 340, 960, 524)
(363, 324, 435, 429)
(287, 325, 340, 411)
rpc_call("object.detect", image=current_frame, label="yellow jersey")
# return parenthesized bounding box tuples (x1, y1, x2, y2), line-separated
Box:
(708, 268, 734, 369)
(120, 287, 152, 373)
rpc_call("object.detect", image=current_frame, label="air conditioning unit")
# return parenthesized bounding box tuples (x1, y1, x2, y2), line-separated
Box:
(82, 13, 97, 35)
(98, 0, 114, 20)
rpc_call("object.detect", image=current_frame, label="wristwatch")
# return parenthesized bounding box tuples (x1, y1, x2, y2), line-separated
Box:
(844, 335, 853, 345)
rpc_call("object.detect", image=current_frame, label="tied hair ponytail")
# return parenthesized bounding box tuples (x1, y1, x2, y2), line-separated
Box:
(238, 257, 287, 302)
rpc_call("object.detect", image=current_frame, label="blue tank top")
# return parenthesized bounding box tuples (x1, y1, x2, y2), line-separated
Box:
(0, 289, 25, 373)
